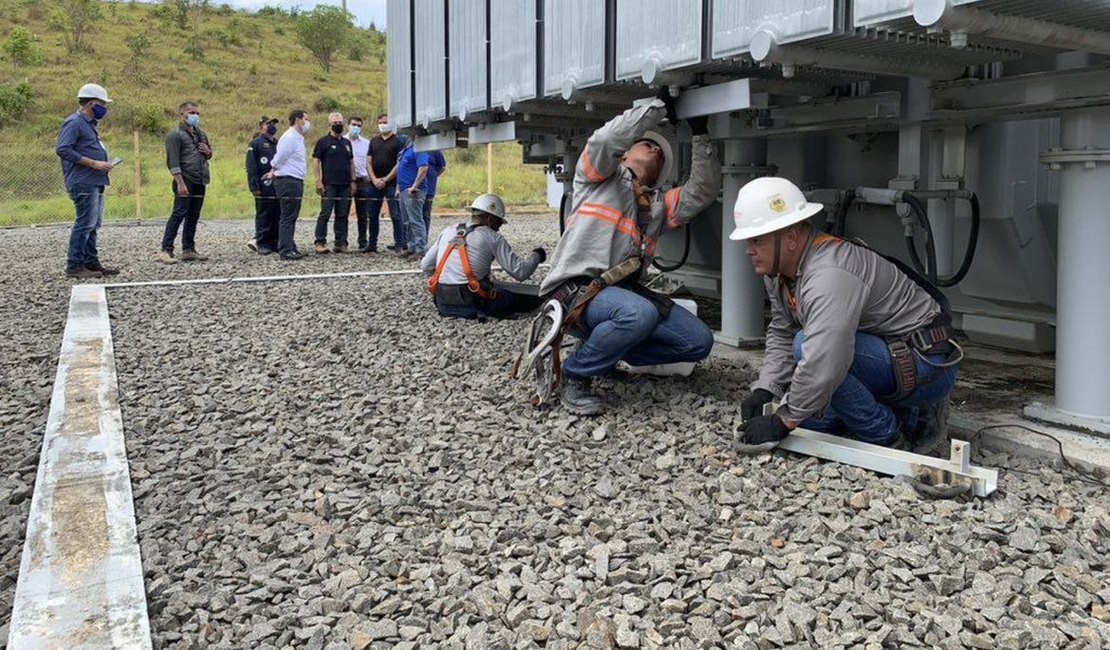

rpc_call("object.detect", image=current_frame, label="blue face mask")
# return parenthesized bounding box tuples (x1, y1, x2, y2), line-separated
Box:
(91, 104, 108, 120)
(266, 124, 277, 136)
(185, 113, 200, 127)
(349, 125, 361, 138)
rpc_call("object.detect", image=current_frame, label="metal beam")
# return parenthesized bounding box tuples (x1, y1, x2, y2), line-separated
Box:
(931, 65, 1110, 119)
(414, 131, 458, 152)
(675, 79, 752, 119)
(469, 121, 517, 145)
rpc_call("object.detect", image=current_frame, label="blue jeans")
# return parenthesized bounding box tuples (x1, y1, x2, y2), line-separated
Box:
(66, 183, 105, 269)
(366, 181, 400, 249)
(399, 189, 427, 254)
(793, 331, 958, 443)
(562, 286, 715, 378)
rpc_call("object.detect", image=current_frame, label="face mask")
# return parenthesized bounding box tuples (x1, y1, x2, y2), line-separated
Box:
(330, 123, 343, 134)
(349, 125, 361, 137)
(185, 114, 200, 127)
(91, 104, 108, 120)
(265, 124, 277, 136)
(378, 123, 390, 134)
(301, 120, 311, 133)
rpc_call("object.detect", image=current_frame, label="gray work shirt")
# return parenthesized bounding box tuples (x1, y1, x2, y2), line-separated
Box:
(755, 231, 943, 422)
(165, 124, 212, 185)
(421, 223, 541, 284)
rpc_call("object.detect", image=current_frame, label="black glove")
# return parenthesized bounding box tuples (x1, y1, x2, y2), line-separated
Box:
(738, 414, 790, 446)
(740, 388, 774, 421)
(655, 85, 678, 124)
(532, 247, 546, 263)
(687, 115, 709, 136)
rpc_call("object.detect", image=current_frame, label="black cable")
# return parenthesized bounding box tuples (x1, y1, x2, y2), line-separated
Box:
(558, 190, 569, 236)
(970, 423, 1109, 488)
(652, 223, 691, 272)
(934, 193, 981, 287)
(901, 192, 938, 284)
(835, 189, 855, 238)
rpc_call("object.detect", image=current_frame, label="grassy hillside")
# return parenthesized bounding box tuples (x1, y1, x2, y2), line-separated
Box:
(0, 0, 546, 226)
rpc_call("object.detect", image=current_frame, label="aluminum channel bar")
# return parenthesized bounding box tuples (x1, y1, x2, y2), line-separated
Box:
(414, 131, 458, 152)
(469, 121, 517, 145)
(777, 428, 998, 497)
(8, 285, 153, 649)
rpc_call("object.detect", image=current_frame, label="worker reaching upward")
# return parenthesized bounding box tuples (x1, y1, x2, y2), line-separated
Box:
(538, 87, 722, 416)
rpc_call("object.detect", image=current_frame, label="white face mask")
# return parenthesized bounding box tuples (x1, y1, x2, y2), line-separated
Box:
(378, 123, 391, 134)
(301, 120, 312, 134)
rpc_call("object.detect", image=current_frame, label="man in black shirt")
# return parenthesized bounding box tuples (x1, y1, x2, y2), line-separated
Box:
(245, 115, 280, 254)
(368, 113, 404, 251)
(312, 111, 356, 253)
(162, 100, 213, 263)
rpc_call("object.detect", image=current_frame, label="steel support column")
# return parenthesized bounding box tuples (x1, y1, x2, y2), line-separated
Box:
(716, 137, 772, 347)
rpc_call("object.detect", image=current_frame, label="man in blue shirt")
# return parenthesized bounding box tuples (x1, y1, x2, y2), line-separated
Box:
(422, 149, 447, 236)
(55, 83, 118, 279)
(394, 139, 430, 258)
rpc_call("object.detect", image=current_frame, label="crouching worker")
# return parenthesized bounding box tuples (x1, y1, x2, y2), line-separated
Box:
(732, 177, 960, 453)
(538, 88, 722, 416)
(422, 193, 546, 320)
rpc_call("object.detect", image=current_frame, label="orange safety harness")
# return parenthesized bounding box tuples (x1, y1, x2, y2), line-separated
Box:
(427, 223, 495, 300)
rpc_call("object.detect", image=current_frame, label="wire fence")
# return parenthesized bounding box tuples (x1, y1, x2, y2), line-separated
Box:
(0, 132, 283, 228)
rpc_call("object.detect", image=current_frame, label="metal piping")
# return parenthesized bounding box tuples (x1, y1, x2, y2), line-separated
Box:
(749, 28, 967, 80)
(914, 1, 1110, 56)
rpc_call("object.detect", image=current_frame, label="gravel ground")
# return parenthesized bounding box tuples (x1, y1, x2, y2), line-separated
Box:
(3, 215, 1110, 648)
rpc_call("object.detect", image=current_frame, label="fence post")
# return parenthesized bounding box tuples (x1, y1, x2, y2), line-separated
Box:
(486, 143, 493, 194)
(133, 131, 142, 222)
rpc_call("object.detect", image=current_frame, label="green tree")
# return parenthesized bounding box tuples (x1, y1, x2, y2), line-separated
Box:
(3, 28, 45, 67)
(294, 5, 354, 73)
(50, 0, 102, 54)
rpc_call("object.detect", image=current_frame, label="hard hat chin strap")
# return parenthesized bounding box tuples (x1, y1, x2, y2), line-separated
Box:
(769, 230, 783, 278)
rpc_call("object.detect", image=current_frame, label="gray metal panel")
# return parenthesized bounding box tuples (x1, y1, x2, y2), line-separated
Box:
(449, 0, 487, 120)
(544, 0, 606, 98)
(712, 0, 839, 58)
(414, 0, 447, 127)
(856, 0, 1110, 31)
(387, 0, 413, 128)
(852, 0, 916, 25)
(490, 0, 537, 110)
(615, 0, 702, 82)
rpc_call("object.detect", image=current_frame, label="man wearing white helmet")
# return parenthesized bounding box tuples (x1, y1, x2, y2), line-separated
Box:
(538, 87, 721, 416)
(731, 177, 959, 452)
(422, 193, 546, 320)
(55, 83, 118, 279)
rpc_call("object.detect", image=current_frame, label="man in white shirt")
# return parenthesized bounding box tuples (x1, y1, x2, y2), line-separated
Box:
(346, 115, 373, 252)
(267, 109, 311, 260)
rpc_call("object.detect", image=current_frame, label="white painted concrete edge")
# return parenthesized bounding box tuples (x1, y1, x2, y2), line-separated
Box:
(8, 285, 152, 649)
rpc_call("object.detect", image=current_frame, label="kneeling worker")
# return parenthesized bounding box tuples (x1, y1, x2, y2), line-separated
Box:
(538, 88, 722, 416)
(732, 177, 959, 452)
(422, 193, 546, 320)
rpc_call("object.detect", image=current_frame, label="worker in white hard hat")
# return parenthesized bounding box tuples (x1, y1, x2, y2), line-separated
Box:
(731, 177, 960, 453)
(538, 86, 722, 416)
(422, 193, 547, 320)
(55, 83, 119, 279)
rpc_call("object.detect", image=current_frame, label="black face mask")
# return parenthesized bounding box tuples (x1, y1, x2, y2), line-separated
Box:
(330, 123, 343, 134)
(265, 124, 277, 136)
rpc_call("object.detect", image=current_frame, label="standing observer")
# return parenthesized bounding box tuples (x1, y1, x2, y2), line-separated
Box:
(267, 109, 311, 261)
(346, 115, 373, 252)
(422, 149, 447, 236)
(246, 115, 281, 254)
(367, 113, 403, 252)
(161, 101, 213, 264)
(395, 137, 430, 258)
(55, 83, 119, 279)
(311, 112, 356, 253)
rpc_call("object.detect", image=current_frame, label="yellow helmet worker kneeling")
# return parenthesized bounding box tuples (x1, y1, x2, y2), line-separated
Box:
(421, 193, 547, 321)
(731, 177, 961, 455)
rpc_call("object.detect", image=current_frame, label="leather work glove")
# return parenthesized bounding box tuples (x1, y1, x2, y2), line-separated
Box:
(655, 85, 678, 124)
(687, 115, 709, 136)
(532, 247, 547, 263)
(738, 414, 790, 446)
(740, 388, 774, 421)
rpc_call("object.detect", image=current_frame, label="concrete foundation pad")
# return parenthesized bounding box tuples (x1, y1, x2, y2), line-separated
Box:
(949, 412, 1110, 479)
(1023, 401, 1110, 437)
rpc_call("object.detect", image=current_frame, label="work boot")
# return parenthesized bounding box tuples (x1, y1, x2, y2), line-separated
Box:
(87, 262, 120, 276)
(913, 398, 950, 456)
(280, 250, 305, 261)
(314, 243, 330, 254)
(879, 430, 912, 451)
(560, 373, 604, 416)
(158, 250, 178, 265)
(180, 249, 208, 261)
(333, 244, 348, 254)
(65, 265, 103, 279)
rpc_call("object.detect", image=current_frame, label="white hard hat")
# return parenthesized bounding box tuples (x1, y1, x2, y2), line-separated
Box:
(638, 130, 673, 187)
(77, 83, 112, 104)
(729, 177, 823, 241)
(468, 193, 506, 222)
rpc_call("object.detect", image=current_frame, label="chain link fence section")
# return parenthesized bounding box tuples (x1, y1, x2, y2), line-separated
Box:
(0, 132, 260, 228)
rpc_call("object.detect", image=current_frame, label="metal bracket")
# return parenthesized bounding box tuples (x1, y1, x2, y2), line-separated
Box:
(414, 132, 458, 152)
(776, 428, 998, 497)
(1040, 147, 1110, 170)
(469, 121, 517, 145)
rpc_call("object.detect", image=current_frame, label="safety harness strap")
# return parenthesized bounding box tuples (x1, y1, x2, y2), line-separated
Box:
(427, 224, 494, 300)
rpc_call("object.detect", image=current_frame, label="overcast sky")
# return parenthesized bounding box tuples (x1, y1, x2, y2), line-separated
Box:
(206, 0, 388, 28)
